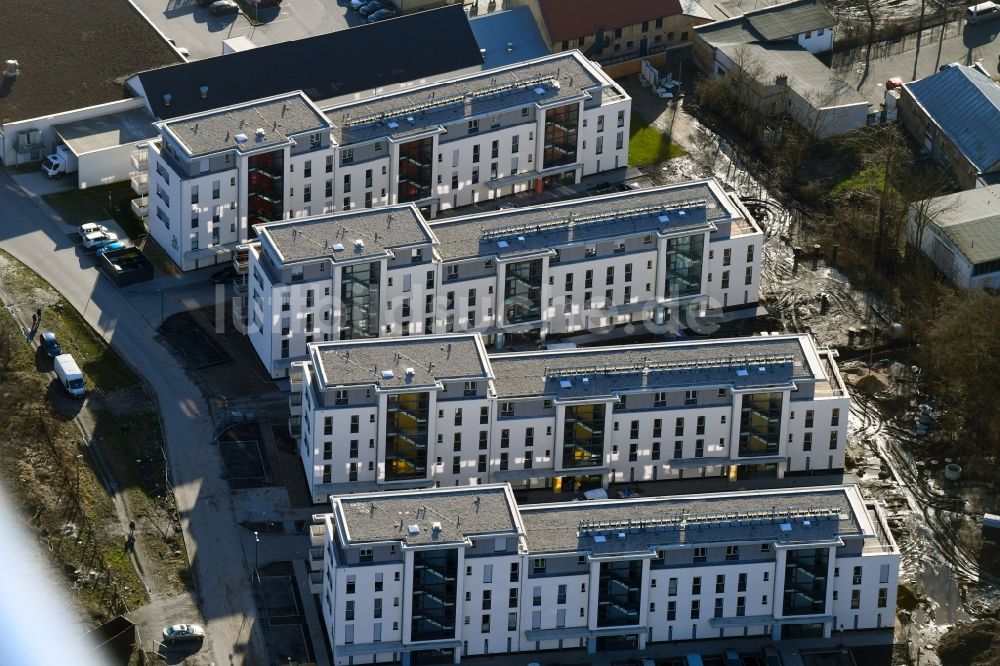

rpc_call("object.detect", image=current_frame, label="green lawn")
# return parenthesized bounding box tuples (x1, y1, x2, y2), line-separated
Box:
(831, 166, 891, 196)
(629, 113, 686, 166)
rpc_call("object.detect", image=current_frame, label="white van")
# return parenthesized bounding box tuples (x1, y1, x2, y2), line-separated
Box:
(967, 1, 1000, 23)
(54, 354, 85, 397)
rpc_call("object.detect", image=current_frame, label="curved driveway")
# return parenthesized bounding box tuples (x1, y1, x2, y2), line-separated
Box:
(0, 171, 261, 665)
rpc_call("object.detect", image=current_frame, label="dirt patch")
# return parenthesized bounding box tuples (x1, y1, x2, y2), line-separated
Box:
(0, 1, 178, 122)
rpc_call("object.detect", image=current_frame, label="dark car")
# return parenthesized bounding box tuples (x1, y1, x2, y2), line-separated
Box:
(367, 7, 396, 20)
(209, 0, 240, 15)
(210, 266, 238, 284)
(359, 1, 383, 15)
(40, 331, 62, 358)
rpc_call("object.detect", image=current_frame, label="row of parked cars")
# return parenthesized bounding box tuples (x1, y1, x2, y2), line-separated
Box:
(79, 223, 124, 254)
(196, 0, 281, 18)
(346, 0, 397, 22)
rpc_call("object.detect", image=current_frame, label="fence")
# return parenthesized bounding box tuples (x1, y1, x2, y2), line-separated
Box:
(602, 52, 669, 79)
(831, 18, 964, 70)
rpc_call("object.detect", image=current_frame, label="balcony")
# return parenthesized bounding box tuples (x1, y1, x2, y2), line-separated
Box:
(130, 172, 149, 196)
(131, 196, 149, 220)
(309, 571, 323, 593)
(130, 150, 149, 171)
(310, 523, 326, 547)
(288, 417, 301, 437)
(309, 546, 324, 571)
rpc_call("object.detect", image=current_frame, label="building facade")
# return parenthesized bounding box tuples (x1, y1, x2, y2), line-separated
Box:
(523, 0, 714, 65)
(247, 178, 764, 378)
(145, 51, 630, 271)
(292, 332, 848, 503)
(312, 483, 899, 665)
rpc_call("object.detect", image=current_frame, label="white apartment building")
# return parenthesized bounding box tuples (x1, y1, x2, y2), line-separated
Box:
(312, 482, 899, 665)
(145, 50, 630, 272)
(248, 178, 763, 378)
(292, 331, 848, 503)
(147, 92, 337, 271)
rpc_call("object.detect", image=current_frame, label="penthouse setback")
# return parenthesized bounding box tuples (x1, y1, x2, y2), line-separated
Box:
(247, 178, 763, 378)
(144, 51, 631, 271)
(311, 482, 899, 665)
(291, 332, 848, 503)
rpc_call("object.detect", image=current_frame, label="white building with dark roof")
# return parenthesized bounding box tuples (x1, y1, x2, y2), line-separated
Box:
(313, 482, 899, 664)
(247, 178, 763, 378)
(292, 331, 848, 503)
(144, 50, 630, 271)
(909, 185, 1000, 289)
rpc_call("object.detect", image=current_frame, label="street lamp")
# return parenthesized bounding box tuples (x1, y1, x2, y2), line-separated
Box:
(253, 531, 260, 583)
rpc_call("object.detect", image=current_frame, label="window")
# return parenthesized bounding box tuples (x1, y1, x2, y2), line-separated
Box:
(304, 161, 312, 178)
(693, 548, 706, 563)
(491, 140, 499, 159)
(346, 600, 355, 621)
(726, 545, 739, 561)
(341, 148, 353, 164)
(831, 408, 841, 426)
(346, 576, 356, 594)
(804, 432, 813, 451)
(690, 600, 700, 619)
(747, 244, 755, 263)
(805, 410, 815, 428)
(692, 576, 702, 594)
(483, 589, 492, 609)
(716, 574, 726, 594)
(533, 559, 546, 573)
(374, 598, 382, 619)
(652, 441, 661, 460)
(722, 270, 730, 289)
(714, 598, 724, 618)
(853, 566, 863, 585)
(654, 392, 666, 407)
(737, 596, 746, 617)
(326, 155, 334, 173)
(745, 266, 753, 285)
(675, 418, 685, 436)
(350, 415, 359, 433)
(851, 589, 861, 609)
(557, 584, 567, 604)
(472, 167, 480, 185)
(512, 135, 519, 153)
(696, 415, 705, 434)
(878, 587, 888, 607)
(667, 601, 676, 620)
(738, 573, 747, 592)
(468, 119, 479, 134)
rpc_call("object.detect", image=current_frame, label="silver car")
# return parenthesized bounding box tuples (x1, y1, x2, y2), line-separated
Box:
(162, 623, 205, 643)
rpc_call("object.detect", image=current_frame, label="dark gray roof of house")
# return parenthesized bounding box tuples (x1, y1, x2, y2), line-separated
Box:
(520, 486, 860, 554)
(746, 0, 835, 41)
(918, 185, 1000, 264)
(905, 64, 1000, 174)
(470, 7, 550, 70)
(312, 334, 490, 389)
(134, 5, 483, 120)
(696, 0, 835, 45)
(429, 179, 736, 261)
(324, 51, 618, 146)
(258, 205, 435, 264)
(336, 485, 520, 545)
(489, 334, 821, 398)
(162, 93, 330, 158)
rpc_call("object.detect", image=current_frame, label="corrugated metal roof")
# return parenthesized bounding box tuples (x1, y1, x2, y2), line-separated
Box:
(906, 64, 1000, 174)
(917, 185, 1000, 265)
(697, 0, 834, 46)
(746, 0, 835, 41)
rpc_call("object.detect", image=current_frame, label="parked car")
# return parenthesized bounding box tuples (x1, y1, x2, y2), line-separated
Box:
(210, 266, 237, 284)
(763, 645, 783, 666)
(367, 7, 396, 20)
(82, 230, 117, 249)
(209, 0, 240, 15)
(40, 331, 62, 358)
(78, 223, 109, 238)
(162, 624, 205, 643)
(359, 1, 383, 16)
(54, 354, 85, 398)
(96, 241, 126, 255)
(349, 0, 369, 9)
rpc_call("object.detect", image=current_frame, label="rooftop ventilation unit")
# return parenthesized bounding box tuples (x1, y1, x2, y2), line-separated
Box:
(4, 60, 19, 78)
(496, 240, 509, 249)
(255, 128, 265, 139)
(779, 522, 792, 532)
(387, 121, 399, 129)
(381, 370, 395, 380)
(534, 87, 546, 95)
(407, 524, 420, 535)
(355, 239, 365, 250)
(199, 85, 208, 99)
(736, 368, 749, 377)
(431, 521, 442, 532)
(405, 367, 415, 376)
(406, 116, 415, 123)
(234, 133, 248, 143)
(559, 379, 573, 389)
(658, 214, 670, 222)
(594, 535, 607, 543)
(332, 242, 345, 252)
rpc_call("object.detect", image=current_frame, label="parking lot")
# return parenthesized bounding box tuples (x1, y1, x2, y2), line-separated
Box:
(133, 0, 366, 60)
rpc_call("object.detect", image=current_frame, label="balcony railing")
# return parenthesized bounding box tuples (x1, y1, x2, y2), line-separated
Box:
(288, 418, 301, 437)
(130, 151, 148, 170)
(131, 196, 149, 220)
(131, 172, 149, 196)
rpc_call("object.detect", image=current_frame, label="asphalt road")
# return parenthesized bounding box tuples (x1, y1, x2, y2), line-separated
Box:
(0, 172, 264, 664)
(132, 0, 364, 60)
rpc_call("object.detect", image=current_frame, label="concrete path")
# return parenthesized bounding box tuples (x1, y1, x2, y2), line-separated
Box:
(0, 170, 265, 665)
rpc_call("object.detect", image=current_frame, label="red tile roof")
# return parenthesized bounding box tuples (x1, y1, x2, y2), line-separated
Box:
(539, 0, 685, 43)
